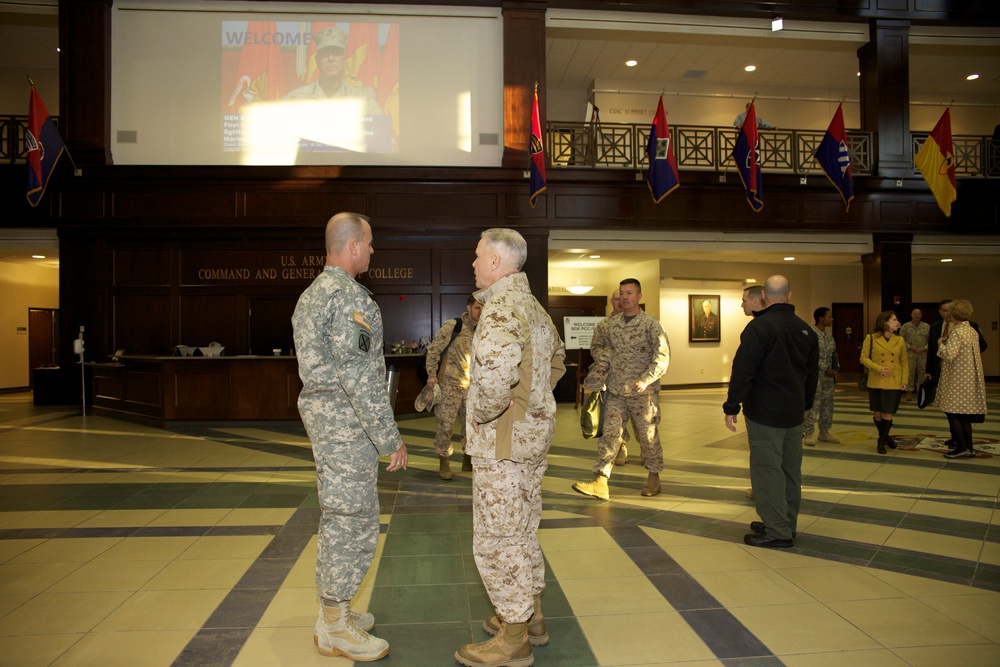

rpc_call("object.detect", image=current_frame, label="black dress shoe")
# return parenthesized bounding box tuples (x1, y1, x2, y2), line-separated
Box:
(743, 532, 793, 548)
(944, 448, 975, 459)
(750, 521, 796, 538)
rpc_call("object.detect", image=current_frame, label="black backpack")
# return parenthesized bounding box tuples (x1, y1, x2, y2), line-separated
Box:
(417, 317, 463, 384)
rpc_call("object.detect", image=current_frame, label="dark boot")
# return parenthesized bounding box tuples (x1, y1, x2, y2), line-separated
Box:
(882, 419, 896, 449)
(874, 418, 886, 454)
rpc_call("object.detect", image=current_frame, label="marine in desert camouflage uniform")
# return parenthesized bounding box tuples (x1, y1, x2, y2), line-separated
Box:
(589, 288, 631, 464)
(454, 228, 566, 667)
(424, 295, 481, 478)
(293, 212, 407, 662)
(574, 278, 670, 500)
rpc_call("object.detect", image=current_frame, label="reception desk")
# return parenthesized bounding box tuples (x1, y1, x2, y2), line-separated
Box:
(91, 354, 423, 424)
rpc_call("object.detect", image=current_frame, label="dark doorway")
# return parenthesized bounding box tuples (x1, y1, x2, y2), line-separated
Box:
(248, 297, 297, 356)
(28, 308, 59, 388)
(831, 302, 864, 376)
(548, 294, 607, 404)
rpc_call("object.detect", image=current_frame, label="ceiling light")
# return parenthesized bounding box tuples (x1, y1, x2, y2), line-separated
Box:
(32, 255, 46, 259)
(783, 257, 795, 261)
(625, 60, 637, 67)
(966, 73, 980, 80)
(857, 72, 861, 77)
(588, 254, 601, 259)
(744, 65, 756, 72)
(566, 285, 595, 295)
(940, 258, 953, 263)
(771, 17, 783, 31)
(745, 278, 756, 283)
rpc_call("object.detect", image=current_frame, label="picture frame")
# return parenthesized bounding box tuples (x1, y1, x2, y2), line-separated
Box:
(689, 294, 721, 342)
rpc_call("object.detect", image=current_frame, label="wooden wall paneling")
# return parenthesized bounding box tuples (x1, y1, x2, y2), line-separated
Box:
(113, 248, 171, 286)
(179, 294, 241, 354)
(247, 296, 297, 356)
(114, 294, 171, 356)
(113, 191, 238, 219)
(122, 369, 163, 410)
(374, 192, 501, 219)
(244, 191, 368, 218)
(501, 3, 545, 167)
(372, 292, 433, 351)
(59, 0, 111, 165)
(231, 361, 294, 419)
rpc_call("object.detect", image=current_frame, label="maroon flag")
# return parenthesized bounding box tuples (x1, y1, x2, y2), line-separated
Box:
(26, 85, 66, 207)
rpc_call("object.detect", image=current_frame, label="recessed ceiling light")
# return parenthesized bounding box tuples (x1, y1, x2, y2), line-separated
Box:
(32, 255, 45, 259)
(783, 257, 795, 261)
(856, 72, 861, 77)
(966, 73, 980, 80)
(744, 65, 756, 72)
(588, 254, 601, 259)
(771, 17, 783, 31)
(625, 59, 637, 67)
(940, 258, 953, 263)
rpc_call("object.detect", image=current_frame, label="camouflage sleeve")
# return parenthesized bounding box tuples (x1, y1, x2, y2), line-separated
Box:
(551, 339, 567, 390)
(640, 320, 670, 387)
(470, 306, 520, 425)
(590, 319, 610, 364)
(332, 292, 402, 456)
(424, 319, 457, 379)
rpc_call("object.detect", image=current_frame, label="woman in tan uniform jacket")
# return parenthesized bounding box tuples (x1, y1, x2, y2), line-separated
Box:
(933, 299, 987, 459)
(860, 311, 908, 454)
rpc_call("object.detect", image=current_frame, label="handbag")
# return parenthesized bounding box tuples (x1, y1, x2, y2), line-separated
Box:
(858, 334, 872, 390)
(581, 389, 606, 439)
(917, 381, 936, 409)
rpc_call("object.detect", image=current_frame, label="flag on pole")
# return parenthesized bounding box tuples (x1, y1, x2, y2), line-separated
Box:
(814, 103, 855, 212)
(913, 108, 957, 217)
(529, 87, 546, 208)
(26, 84, 66, 208)
(732, 100, 763, 212)
(646, 96, 680, 203)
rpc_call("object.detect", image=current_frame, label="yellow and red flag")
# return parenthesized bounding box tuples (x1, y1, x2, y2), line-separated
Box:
(378, 24, 400, 141)
(226, 21, 286, 113)
(345, 23, 381, 89)
(913, 108, 957, 217)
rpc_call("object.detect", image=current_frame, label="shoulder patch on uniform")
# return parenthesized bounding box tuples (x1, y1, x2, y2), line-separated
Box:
(354, 311, 372, 331)
(358, 331, 371, 352)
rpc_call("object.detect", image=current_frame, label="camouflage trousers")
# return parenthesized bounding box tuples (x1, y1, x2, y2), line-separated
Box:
(803, 375, 836, 434)
(906, 352, 927, 392)
(472, 457, 546, 624)
(593, 392, 662, 478)
(311, 437, 380, 603)
(433, 383, 467, 457)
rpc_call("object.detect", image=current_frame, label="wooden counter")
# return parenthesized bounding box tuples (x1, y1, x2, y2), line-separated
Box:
(91, 353, 424, 424)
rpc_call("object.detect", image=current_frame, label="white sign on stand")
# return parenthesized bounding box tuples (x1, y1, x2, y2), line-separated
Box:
(563, 317, 605, 350)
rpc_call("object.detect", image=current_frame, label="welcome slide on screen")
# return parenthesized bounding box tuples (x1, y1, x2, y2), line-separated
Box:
(221, 20, 399, 156)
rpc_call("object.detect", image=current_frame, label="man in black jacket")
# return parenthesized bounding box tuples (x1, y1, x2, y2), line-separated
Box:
(724, 275, 818, 549)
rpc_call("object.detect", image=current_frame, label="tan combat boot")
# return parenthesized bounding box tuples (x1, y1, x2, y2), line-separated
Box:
(614, 443, 628, 466)
(455, 620, 533, 667)
(572, 475, 609, 501)
(316, 600, 389, 661)
(313, 604, 374, 648)
(818, 431, 840, 444)
(439, 456, 453, 480)
(482, 594, 548, 646)
(641, 471, 661, 497)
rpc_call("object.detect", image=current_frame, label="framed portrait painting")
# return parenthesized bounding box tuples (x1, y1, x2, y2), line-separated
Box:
(689, 294, 721, 342)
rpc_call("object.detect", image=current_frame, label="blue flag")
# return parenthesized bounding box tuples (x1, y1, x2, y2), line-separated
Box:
(814, 104, 854, 212)
(646, 96, 680, 203)
(732, 100, 763, 212)
(26, 85, 66, 208)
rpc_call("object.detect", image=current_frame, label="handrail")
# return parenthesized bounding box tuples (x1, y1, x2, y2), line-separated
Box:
(3, 114, 997, 177)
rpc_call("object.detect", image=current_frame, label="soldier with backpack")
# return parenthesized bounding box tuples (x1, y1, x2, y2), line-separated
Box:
(423, 294, 481, 479)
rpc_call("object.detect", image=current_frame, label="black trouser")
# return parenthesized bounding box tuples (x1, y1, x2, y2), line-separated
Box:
(945, 413, 974, 452)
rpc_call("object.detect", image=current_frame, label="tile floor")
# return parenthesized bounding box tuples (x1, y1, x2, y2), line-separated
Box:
(1, 385, 999, 666)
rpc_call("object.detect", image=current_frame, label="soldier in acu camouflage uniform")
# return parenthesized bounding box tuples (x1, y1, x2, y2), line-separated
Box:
(803, 307, 840, 445)
(574, 278, 670, 500)
(424, 294, 482, 479)
(454, 228, 566, 667)
(292, 212, 408, 662)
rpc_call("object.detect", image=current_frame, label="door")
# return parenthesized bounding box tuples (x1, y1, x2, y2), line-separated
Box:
(548, 295, 607, 403)
(28, 308, 59, 387)
(832, 302, 863, 376)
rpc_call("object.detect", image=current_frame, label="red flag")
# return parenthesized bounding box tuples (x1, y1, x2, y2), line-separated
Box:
(913, 108, 957, 217)
(529, 88, 546, 208)
(26, 85, 66, 207)
(225, 21, 286, 113)
(346, 23, 381, 90)
(814, 104, 854, 212)
(646, 96, 680, 203)
(732, 100, 763, 212)
(378, 24, 400, 141)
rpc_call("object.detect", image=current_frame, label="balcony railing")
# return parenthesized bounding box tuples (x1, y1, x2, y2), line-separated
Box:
(547, 121, 1000, 178)
(3, 114, 998, 178)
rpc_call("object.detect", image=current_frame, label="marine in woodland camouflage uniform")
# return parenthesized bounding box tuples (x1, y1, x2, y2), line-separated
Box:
(293, 212, 406, 660)
(455, 228, 565, 667)
(803, 307, 839, 444)
(425, 296, 481, 460)
(575, 278, 670, 498)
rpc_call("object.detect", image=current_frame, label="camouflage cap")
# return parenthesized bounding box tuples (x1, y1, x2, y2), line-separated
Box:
(313, 26, 347, 52)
